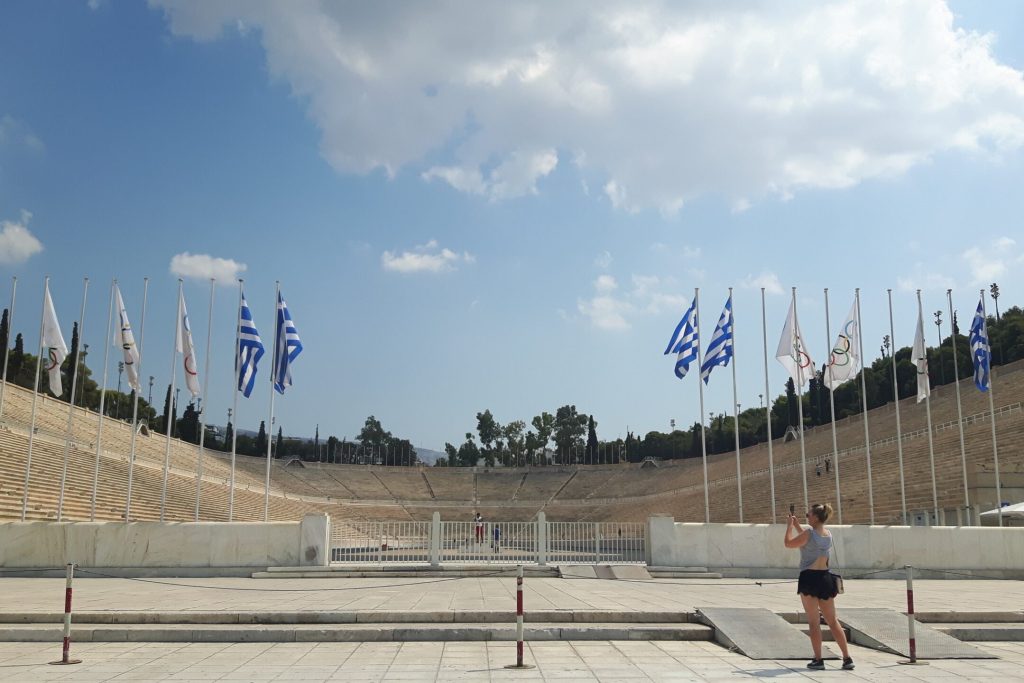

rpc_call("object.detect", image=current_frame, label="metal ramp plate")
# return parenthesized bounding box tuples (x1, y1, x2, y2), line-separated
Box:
(841, 609, 994, 659)
(697, 607, 837, 660)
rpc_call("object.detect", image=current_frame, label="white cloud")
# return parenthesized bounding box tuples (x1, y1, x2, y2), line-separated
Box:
(381, 240, 474, 274)
(577, 295, 632, 331)
(896, 267, 956, 293)
(0, 115, 44, 153)
(594, 250, 613, 269)
(153, 1, 1024, 213)
(577, 273, 687, 330)
(594, 274, 618, 293)
(741, 271, 784, 295)
(963, 237, 1020, 286)
(169, 252, 247, 283)
(0, 210, 43, 265)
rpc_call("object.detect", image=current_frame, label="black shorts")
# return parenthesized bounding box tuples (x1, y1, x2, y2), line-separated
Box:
(797, 569, 839, 600)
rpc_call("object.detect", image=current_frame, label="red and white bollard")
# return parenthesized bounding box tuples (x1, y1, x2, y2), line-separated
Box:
(49, 563, 81, 666)
(898, 564, 927, 666)
(505, 565, 534, 670)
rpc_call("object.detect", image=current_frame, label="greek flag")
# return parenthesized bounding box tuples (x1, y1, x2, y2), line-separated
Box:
(664, 297, 699, 379)
(700, 296, 733, 384)
(969, 298, 990, 392)
(236, 292, 264, 398)
(273, 290, 303, 394)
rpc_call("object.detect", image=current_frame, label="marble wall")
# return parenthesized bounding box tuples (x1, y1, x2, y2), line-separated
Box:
(648, 516, 1024, 577)
(0, 517, 327, 570)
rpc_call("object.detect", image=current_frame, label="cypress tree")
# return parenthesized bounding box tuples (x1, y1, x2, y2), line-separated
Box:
(223, 421, 234, 452)
(0, 308, 8, 354)
(276, 426, 285, 458)
(255, 420, 267, 457)
(63, 322, 79, 402)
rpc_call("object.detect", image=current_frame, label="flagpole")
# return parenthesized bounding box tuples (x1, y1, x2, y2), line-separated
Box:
(229, 279, 243, 521)
(194, 278, 215, 521)
(947, 289, 970, 522)
(792, 287, 809, 512)
(822, 288, 842, 524)
(727, 289, 743, 523)
(760, 287, 777, 524)
(695, 287, 710, 523)
(855, 289, 875, 524)
(160, 279, 183, 521)
(980, 290, 1003, 527)
(90, 280, 115, 521)
(917, 289, 939, 524)
(264, 281, 280, 522)
(57, 277, 89, 521)
(886, 288, 908, 524)
(20, 276, 50, 521)
(0, 276, 16, 418)
(125, 277, 149, 521)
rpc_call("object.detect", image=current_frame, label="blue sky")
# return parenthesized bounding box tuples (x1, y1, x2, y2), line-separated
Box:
(1, 1, 1023, 450)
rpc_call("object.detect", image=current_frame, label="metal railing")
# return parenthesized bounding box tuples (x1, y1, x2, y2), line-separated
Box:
(329, 515, 645, 566)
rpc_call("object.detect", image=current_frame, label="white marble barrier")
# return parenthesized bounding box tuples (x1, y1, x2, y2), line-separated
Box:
(647, 518, 1024, 576)
(298, 513, 330, 567)
(0, 521, 302, 569)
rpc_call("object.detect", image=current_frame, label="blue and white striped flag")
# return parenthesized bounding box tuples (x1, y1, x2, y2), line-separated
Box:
(273, 291, 303, 395)
(700, 296, 733, 384)
(237, 292, 265, 398)
(664, 297, 699, 379)
(969, 298, 990, 392)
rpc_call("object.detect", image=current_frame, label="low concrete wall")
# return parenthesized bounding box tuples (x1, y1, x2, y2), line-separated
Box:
(0, 514, 330, 576)
(648, 516, 1024, 579)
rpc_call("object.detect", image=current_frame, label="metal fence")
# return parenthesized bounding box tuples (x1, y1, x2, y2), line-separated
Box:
(330, 516, 645, 567)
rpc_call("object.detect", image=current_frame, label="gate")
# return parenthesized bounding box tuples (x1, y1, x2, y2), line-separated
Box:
(330, 515, 645, 567)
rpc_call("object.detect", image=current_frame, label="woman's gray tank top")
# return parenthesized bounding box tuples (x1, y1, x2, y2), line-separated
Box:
(799, 527, 832, 571)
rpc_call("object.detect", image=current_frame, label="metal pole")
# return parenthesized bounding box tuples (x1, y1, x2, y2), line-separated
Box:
(0, 275, 16, 418)
(792, 288, 809, 511)
(48, 563, 81, 666)
(264, 281, 280, 521)
(823, 289, 842, 524)
(194, 278, 215, 521)
(504, 564, 534, 669)
(58, 278, 89, 521)
(946, 289, 970, 522)
(728, 289, 743, 523)
(855, 290, 875, 524)
(760, 288, 776, 523)
(125, 277, 149, 521)
(980, 290, 1003, 527)
(695, 288, 710, 523)
(90, 281, 115, 521)
(917, 290, 939, 524)
(160, 280, 183, 521)
(20, 276, 50, 521)
(904, 565, 917, 664)
(229, 280, 243, 521)
(886, 289, 908, 524)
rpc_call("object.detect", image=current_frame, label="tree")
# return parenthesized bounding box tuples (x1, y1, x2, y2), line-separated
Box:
(358, 415, 390, 450)
(502, 420, 526, 466)
(444, 442, 459, 466)
(0, 308, 8, 356)
(178, 401, 201, 444)
(161, 384, 172, 434)
(456, 433, 481, 467)
(10, 333, 24, 382)
(61, 321, 80, 403)
(476, 409, 500, 450)
(276, 426, 285, 458)
(553, 405, 587, 462)
(586, 415, 598, 463)
(255, 420, 267, 457)
(785, 378, 797, 428)
(223, 420, 234, 452)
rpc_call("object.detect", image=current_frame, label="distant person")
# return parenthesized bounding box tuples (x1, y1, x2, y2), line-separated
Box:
(475, 512, 484, 544)
(784, 503, 854, 671)
(492, 525, 500, 552)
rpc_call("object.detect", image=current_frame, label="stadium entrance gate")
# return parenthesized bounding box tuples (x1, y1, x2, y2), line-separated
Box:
(330, 514, 645, 567)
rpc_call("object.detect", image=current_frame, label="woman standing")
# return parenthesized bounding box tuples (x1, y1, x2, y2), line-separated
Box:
(784, 502, 854, 670)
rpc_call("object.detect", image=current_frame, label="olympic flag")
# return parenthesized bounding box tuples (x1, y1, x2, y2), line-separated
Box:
(912, 301, 931, 403)
(177, 288, 201, 398)
(41, 285, 68, 397)
(776, 296, 814, 387)
(113, 284, 141, 392)
(823, 299, 860, 390)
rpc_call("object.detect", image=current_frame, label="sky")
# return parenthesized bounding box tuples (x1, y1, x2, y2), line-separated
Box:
(1, 0, 1023, 450)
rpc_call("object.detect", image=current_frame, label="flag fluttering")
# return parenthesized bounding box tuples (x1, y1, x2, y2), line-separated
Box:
(823, 300, 860, 390)
(776, 297, 814, 387)
(970, 299, 990, 392)
(113, 284, 141, 392)
(665, 298, 698, 379)
(273, 291, 302, 394)
(700, 295, 733, 384)
(912, 303, 931, 403)
(177, 288, 201, 398)
(41, 285, 68, 397)
(237, 291, 265, 398)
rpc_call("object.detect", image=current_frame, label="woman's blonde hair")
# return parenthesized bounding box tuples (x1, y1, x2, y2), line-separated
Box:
(810, 503, 833, 523)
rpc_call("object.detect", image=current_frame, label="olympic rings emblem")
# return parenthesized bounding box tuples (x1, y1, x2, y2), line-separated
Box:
(43, 347, 60, 372)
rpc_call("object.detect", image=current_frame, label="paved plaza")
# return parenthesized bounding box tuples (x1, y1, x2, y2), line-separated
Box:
(1, 576, 1022, 681)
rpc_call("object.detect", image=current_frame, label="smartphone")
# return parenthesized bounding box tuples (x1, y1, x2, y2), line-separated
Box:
(789, 504, 795, 515)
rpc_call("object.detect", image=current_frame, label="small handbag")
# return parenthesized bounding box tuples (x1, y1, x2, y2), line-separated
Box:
(829, 537, 845, 595)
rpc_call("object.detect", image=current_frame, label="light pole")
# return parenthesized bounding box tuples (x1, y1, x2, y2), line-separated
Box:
(934, 310, 945, 386)
(990, 283, 1000, 322)
(147, 375, 154, 406)
(882, 334, 891, 358)
(116, 361, 124, 419)
(77, 343, 89, 407)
